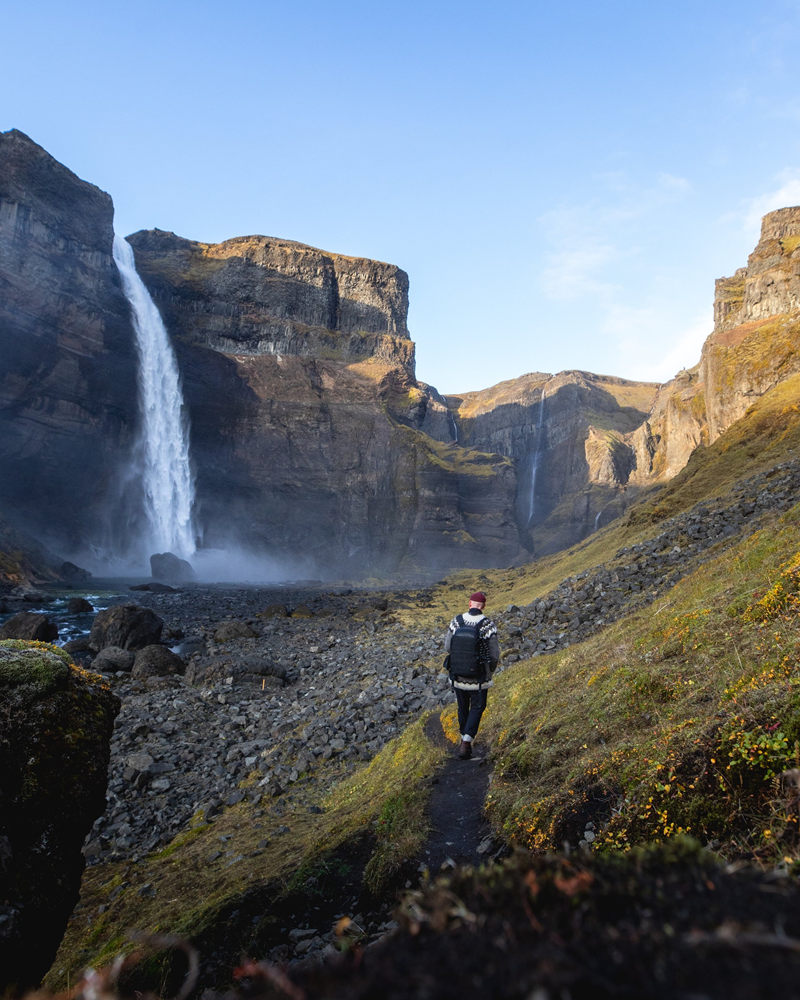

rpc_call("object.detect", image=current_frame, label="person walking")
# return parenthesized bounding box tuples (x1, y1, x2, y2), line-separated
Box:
(444, 591, 500, 759)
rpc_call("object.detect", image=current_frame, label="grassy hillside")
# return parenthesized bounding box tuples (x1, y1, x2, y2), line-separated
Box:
(477, 502, 800, 862)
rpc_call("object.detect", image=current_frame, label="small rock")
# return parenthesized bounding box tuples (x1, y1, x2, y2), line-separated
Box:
(213, 621, 257, 643)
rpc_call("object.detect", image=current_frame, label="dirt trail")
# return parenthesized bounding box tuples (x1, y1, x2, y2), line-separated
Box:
(420, 715, 493, 874)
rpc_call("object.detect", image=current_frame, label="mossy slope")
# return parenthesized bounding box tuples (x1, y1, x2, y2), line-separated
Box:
(47, 713, 445, 990)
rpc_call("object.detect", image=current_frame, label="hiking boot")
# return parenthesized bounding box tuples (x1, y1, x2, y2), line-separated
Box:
(458, 740, 472, 760)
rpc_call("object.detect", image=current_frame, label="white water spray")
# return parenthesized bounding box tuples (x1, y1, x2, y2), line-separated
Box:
(113, 235, 196, 560)
(527, 386, 547, 526)
(594, 510, 602, 532)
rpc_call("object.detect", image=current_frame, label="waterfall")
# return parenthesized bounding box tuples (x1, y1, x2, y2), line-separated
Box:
(113, 235, 196, 560)
(594, 510, 602, 532)
(527, 386, 547, 527)
(449, 410, 459, 443)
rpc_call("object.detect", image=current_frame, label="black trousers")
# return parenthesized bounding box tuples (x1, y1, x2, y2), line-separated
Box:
(455, 686, 488, 739)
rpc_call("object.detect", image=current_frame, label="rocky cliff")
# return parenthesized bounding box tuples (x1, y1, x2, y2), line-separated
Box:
(448, 209, 800, 553)
(127, 229, 414, 368)
(2, 129, 800, 574)
(0, 132, 521, 575)
(0, 131, 139, 562)
(447, 372, 659, 555)
(627, 207, 800, 483)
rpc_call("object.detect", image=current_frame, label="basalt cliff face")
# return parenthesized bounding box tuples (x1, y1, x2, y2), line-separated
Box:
(0, 130, 138, 570)
(447, 373, 660, 556)
(448, 208, 800, 554)
(627, 207, 800, 484)
(125, 229, 519, 573)
(0, 131, 520, 575)
(2, 129, 800, 576)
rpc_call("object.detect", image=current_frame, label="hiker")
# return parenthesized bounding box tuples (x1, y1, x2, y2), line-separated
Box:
(444, 591, 500, 759)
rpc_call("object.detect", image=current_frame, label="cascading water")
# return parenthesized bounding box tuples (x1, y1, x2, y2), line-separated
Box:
(527, 386, 547, 527)
(113, 235, 196, 561)
(450, 410, 459, 443)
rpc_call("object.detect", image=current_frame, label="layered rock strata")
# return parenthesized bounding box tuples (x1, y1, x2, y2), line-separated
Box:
(0, 131, 520, 574)
(447, 372, 659, 555)
(3, 129, 800, 572)
(0, 130, 138, 558)
(448, 208, 800, 552)
(124, 232, 520, 572)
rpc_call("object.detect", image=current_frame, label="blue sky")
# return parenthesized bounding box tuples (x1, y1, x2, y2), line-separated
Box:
(4, 0, 800, 392)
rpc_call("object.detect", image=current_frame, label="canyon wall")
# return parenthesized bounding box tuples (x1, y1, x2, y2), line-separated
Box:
(0, 131, 520, 576)
(2, 129, 799, 576)
(0, 130, 139, 566)
(447, 373, 659, 555)
(449, 208, 800, 553)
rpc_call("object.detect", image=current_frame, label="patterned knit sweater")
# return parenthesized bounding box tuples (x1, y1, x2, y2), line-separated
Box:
(444, 610, 500, 690)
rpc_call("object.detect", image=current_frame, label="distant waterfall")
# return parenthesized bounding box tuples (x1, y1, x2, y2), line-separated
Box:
(113, 235, 196, 560)
(527, 387, 547, 527)
(449, 410, 459, 443)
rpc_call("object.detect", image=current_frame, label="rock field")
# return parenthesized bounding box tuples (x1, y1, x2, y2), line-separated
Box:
(74, 459, 800, 867)
(81, 589, 453, 866)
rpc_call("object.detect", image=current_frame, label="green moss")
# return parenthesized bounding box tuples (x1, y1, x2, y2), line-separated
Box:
(0, 641, 71, 693)
(47, 712, 445, 989)
(482, 504, 800, 860)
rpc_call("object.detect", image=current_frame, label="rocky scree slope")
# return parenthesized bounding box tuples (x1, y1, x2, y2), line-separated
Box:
(0, 641, 119, 995)
(77, 586, 454, 867)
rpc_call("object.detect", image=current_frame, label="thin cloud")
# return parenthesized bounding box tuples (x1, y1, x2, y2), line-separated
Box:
(744, 168, 800, 235)
(540, 239, 620, 301)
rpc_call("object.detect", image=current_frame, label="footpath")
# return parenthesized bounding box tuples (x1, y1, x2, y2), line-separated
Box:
(420, 715, 494, 874)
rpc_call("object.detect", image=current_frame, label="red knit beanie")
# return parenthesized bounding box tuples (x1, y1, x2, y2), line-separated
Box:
(469, 591, 487, 603)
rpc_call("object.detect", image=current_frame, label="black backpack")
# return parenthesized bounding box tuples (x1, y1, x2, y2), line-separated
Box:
(446, 615, 486, 682)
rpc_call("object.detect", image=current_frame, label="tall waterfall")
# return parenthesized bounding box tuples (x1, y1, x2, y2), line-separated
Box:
(527, 386, 547, 527)
(113, 235, 196, 560)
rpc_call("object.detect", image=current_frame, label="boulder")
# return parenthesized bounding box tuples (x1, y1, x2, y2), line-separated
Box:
(149, 552, 195, 583)
(129, 582, 177, 593)
(185, 654, 286, 687)
(88, 604, 163, 652)
(291, 604, 315, 618)
(258, 603, 289, 619)
(213, 620, 257, 643)
(59, 561, 91, 583)
(0, 611, 58, 642)
(62, 637, 92, 654)
(131, 645, 185, 679)
(92, 646, 135, 673)
(0, 640, 119, 994)
(67, 597, 93, 614)
(9, 585, 52, 605)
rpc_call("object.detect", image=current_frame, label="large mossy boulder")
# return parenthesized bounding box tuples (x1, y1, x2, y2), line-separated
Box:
(0, 640, 120, 995)
(88, 603, 163, 652)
